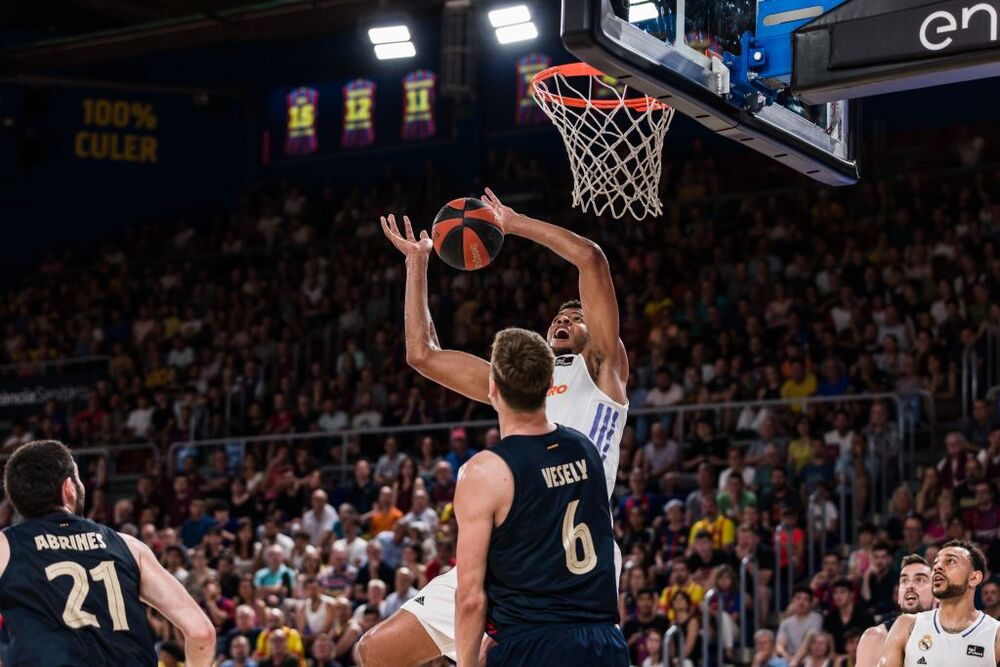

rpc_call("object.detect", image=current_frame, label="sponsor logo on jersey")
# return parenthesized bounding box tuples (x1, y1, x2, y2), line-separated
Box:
(916, 658, 926, 664)
(554, 356, 574, 366)
(967, 645, 985, 658)
(413, 596, 424, 605)
(547, 384, 568, 397)
(918, 635, 933, 651)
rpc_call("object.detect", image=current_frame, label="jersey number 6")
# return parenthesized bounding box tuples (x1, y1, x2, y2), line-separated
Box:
(562, 500, 598, 575)
(45, 560, 130, 631)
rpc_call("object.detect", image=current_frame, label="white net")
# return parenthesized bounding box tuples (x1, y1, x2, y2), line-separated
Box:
(532, 65, 675, 221)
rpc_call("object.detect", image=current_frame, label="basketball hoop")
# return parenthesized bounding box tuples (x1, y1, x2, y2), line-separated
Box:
(532, 62, 674, 221)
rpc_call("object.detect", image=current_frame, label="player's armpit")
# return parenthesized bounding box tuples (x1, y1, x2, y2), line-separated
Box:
(408, 349, 491, 404)
(877, 615, 914, 667)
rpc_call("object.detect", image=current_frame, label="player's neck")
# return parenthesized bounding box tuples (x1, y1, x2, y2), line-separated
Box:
(498, 409, 555, 439)
(936, 595, 980, 631)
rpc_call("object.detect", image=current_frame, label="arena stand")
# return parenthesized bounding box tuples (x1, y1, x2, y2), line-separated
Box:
(0, 125, 998, 667)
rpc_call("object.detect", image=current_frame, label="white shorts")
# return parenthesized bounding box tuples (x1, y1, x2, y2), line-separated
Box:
(399, 543, 622, 662)
(401, 566, 459, 661)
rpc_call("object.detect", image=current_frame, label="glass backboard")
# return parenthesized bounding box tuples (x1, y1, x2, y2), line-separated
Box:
(562, 0, 860, 185)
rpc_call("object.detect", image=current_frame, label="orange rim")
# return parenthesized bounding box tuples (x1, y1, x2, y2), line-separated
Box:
(532, 62, 671, 112)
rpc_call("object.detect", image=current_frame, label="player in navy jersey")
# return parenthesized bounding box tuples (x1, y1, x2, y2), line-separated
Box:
(0, 440, 215, 667)
(453, 328, 627, 667)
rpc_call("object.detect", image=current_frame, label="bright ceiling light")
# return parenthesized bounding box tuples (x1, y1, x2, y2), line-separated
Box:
(489, 5, 531, 28)
(374, 41, 417, 59)
(628, 1, 658, 22)
(495, 21, 538, 44)
(368, 25, 411, 45)
(628, 2, 659, 23)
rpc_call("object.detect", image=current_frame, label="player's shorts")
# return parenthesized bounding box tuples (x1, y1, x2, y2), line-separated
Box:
(400, 543, 623, 662)
(487, 623, 629, 667)
(401, 566, 459, 661)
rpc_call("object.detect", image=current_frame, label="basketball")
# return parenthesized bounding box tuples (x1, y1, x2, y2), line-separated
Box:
(431, 197, 504, 271)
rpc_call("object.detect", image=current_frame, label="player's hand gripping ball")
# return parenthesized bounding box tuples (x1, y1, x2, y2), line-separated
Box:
(431, 197, 504, 271)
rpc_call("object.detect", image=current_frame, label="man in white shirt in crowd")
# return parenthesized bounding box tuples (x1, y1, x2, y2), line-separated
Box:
(824, 410, 855, 458)
(640, 422, 679, 481)
(776, 587, 823, 660)
(644, 366, 684, 409)
(302, 489, 338, 548)
(126, 394, 155, 439)
(333, 504, 368, 567)
(402, 489, 439, 532)
(719, 447, 756, 490)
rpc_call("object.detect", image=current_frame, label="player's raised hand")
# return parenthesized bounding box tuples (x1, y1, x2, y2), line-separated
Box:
(482, 187, 515, 231)
(381, 214, 432, 259)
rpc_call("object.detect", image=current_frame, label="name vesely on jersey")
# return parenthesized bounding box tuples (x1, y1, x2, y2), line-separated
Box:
(541, 458, 589, 489)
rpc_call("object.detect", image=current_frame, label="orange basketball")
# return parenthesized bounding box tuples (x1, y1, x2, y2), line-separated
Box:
(431, 197, 504, 271)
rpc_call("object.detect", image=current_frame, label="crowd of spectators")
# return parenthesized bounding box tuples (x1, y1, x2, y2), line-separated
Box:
(0, 126, 996, 666)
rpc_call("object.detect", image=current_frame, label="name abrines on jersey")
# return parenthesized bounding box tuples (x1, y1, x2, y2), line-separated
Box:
(540, 458, 588, 489)
(34, 532, 108, 552)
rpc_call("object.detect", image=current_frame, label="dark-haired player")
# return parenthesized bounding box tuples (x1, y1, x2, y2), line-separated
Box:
(856, 554, 933, 667)
(358, 189, 628, 666)
(879, 541, 1000, 667)
(0, 440, 215, 666)
(453, 328, 626, 666)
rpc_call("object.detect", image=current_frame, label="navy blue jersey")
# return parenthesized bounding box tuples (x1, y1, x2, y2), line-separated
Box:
(485, 425, 619, 636)
(0, 512, 155, 666)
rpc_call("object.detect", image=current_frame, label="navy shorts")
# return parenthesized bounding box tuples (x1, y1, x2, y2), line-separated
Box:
(486, 623, 629, 667)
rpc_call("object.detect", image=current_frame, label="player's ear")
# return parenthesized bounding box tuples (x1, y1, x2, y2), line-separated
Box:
(971, 570, 984, 588)
(61, 477, 76, 505)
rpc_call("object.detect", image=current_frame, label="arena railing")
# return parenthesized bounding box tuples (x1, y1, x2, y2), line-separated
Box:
(700, 588, 725, 667)
(0, 355, 110, 378)
(662, 624, 685, 667)
(163, 391, 932, 501)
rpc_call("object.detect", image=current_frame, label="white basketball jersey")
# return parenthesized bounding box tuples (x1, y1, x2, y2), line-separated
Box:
(904, 609, 999, 667)
(545, 353, 628, 498)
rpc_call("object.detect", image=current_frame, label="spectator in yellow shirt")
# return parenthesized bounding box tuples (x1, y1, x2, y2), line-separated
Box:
(780, 360, 817, 412)
(659, 560, 705, 620)
(255, 608, 306, 667)
(688, 495, 735, 550)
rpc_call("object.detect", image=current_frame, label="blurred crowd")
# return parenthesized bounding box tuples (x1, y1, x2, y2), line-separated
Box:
(0, 126, 996, 666)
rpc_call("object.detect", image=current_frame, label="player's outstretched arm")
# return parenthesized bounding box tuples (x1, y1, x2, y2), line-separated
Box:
(381, 214, 491, 403)
(122, 533, 216, 667)
(855, 625, 888, 667)
(454, 451, 510, 667)
(877, 614, 914, 667)
(482, 189, 627, 399)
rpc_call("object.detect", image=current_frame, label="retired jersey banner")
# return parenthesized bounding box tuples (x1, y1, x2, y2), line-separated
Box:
(342, 79, 376, 149)
(516, 53, 551, 126)
(402, 70, 437, 141)
(285, 87, 318, 157)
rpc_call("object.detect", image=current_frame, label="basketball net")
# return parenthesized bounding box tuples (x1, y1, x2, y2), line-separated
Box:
(532, 63, 674, 221)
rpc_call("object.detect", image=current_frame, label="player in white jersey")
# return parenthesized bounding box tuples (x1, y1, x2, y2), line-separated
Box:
(880, 540, 1000, 667)
(356, 188, 628, 666)
(855, 554, 933, 667)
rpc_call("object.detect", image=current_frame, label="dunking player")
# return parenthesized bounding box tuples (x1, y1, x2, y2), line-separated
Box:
(856, 554, 934, 667)
(879, 540, 1000, 667)
(356, 188, 628, 665)
(453, 328, 627, 666)
(0, 440, 216, 666)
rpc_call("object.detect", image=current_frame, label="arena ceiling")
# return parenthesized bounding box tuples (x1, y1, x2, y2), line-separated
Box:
(1, 0, 445, 74)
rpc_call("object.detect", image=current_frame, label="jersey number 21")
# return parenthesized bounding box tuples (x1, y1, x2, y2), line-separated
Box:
(46, 560, 130, 631)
